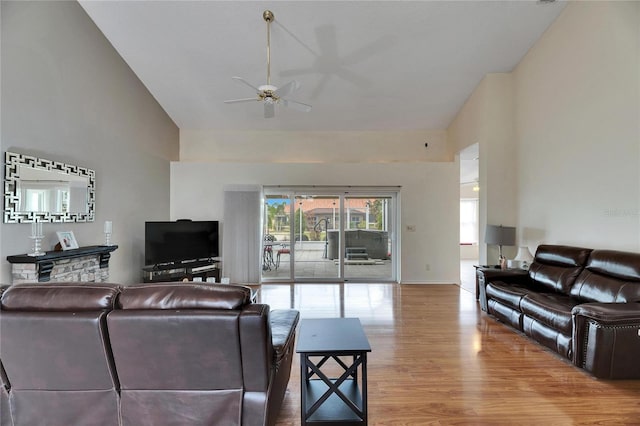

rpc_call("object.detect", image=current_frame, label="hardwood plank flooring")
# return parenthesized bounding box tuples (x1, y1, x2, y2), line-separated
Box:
(257, 283, 640, 425)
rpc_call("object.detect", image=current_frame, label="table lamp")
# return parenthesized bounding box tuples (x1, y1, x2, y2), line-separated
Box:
(484, 224, 516, 266)
(514, 246, 534, 270)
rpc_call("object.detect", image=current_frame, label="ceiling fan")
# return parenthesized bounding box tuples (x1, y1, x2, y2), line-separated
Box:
(224, 10, 312, 119)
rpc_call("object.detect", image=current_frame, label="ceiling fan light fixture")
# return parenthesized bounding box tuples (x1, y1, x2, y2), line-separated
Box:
(258, 84, 278, 93)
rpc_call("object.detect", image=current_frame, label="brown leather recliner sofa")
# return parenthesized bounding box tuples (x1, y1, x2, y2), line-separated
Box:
(480, 244, 640, 379)
(0, 286, 10, 426)
(0, 282, 299, 426)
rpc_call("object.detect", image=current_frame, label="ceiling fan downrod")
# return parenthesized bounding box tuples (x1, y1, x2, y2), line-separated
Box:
(263, 10, 274, 86)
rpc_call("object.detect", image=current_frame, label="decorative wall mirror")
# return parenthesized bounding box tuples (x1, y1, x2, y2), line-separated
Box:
(4, 152, 95, 223)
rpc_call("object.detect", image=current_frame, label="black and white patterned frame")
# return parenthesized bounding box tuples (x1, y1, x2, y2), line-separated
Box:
(4, 152, 95, 223)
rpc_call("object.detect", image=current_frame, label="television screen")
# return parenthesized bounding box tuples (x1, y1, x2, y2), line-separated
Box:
(145, 220, 219, 266)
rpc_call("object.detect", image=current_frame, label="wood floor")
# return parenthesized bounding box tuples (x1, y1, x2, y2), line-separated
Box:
(258, 283, 640, 425)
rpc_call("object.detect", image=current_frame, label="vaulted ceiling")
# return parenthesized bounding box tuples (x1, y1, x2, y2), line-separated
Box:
(79, 1, 566, 132)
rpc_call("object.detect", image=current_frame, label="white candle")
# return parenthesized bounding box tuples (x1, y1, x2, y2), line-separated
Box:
(104, 221, 113, 234)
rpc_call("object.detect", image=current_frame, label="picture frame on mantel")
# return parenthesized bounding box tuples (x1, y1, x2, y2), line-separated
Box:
(56, 231, 79, 250)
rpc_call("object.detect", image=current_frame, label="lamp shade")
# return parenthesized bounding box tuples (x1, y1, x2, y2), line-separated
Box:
(484, 225, 516, 246)
(514, 246, 534, 263)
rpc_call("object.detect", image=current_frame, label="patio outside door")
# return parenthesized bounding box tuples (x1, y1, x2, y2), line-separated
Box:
(261, 188, 398, 283)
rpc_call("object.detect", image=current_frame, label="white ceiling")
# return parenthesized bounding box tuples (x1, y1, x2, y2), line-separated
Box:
(79, 1, 566, 132)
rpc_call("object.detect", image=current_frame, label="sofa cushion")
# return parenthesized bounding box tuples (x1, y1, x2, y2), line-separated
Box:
(520, 293, 580, 334)
(118, 282, 252, 310)
(1, 282, 120, 311)
(487, 299, 523, 330)
(528, 245, 592, 294)
(534, 245, 592, 267)
(570, 250, 640, 303)
(486, 282, 536, 310)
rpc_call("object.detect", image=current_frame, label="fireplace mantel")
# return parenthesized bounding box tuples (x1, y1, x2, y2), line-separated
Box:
(7, 245, 118, 284)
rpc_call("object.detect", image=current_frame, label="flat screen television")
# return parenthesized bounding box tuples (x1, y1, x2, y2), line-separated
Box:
(145, 220, 219, 266)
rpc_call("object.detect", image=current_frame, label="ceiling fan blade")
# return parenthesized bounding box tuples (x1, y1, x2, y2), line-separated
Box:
(232, 76, 260, 93)
(274, 80, 300, 98)
(281, 99, 312, 113)
(224, 98, 259, 104)
(280, 67, 315, 78)
(264, 102, 275, 118)
(310, 74, 331, 100)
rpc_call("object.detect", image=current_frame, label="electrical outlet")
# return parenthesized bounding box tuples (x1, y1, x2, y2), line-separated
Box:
(425, 264, 430, 271)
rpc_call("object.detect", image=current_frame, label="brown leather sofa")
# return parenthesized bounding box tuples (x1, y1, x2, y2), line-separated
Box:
(1, 360, 10, 426)
(481, 244, 640, 379)
(0, 282, 299, 426)
(0, 286, 10, 426)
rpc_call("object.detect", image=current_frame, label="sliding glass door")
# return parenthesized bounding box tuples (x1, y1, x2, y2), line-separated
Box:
(261, 193, 291, 281)
(343, 195, 394, 281)
(261, 187, 398, 283)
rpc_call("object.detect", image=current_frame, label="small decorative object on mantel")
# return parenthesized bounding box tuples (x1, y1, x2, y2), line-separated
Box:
(104, 220, 113, 246)
(28, 219, 45, 257)
(56, 231, 79, 251)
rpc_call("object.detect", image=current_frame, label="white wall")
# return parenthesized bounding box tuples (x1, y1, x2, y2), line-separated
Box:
(514, 1, 640, 251)
(171, 161, 459, 284)
(175, 128, 459, 284)
(1, 1, 179, 283)
(448, 74, 518, 264)
(180, 129, 452, 163)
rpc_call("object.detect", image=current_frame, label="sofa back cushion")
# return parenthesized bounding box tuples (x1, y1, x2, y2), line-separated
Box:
(110, 282, 259, 390)
(0, 283, 121, 426)
(1, 281, 120, 311)
(108, 282, 268, 426)
(118, 282, 252, 310)
(528, 245, 592, 294)
(570, 250, 640, 303)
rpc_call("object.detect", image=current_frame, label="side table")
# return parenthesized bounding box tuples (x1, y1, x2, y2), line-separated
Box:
(296, 318, 371, 426)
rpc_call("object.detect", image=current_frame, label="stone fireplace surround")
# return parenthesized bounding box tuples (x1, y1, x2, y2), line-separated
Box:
(7, 245, 118, 285)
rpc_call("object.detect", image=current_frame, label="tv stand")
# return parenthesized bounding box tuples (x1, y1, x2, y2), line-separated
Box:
(142, 259, 220, 283)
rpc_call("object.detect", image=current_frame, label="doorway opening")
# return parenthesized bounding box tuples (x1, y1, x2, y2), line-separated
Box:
(459, 143, 479, 294)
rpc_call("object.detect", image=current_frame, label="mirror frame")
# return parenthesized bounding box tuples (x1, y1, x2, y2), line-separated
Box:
(4, 151, 95, 223)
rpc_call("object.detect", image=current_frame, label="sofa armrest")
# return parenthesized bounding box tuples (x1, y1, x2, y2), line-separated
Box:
(481, 269, 529, 284)
(573, 303, 640, 324)
(270, 309, 300, 363)
(572, 303, 640, 379)
(476, 268, 529, 311)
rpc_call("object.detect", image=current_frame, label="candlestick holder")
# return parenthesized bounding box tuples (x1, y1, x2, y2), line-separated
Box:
(103, 220, 113, 246)
(28, 235, 45, 256)
(28, 221, 45, 257)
